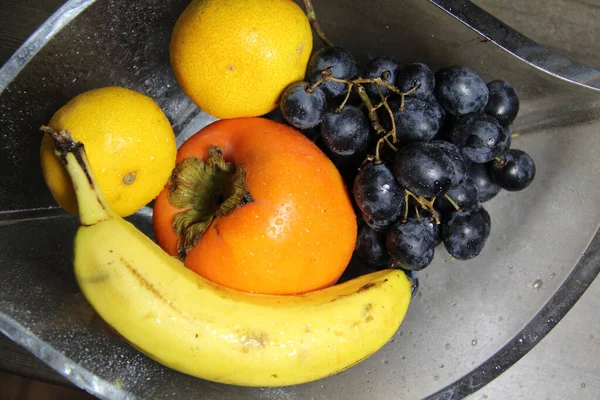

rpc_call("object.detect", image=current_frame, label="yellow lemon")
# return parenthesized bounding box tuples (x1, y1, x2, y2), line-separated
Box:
(40, 86, 177, 217)
(170, 0, 313, 119)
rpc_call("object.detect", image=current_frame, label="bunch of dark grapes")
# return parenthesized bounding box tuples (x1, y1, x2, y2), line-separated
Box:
(278, 47, 536, 276)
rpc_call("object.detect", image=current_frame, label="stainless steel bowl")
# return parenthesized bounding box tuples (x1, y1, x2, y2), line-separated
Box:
(1, 0, 599, 399)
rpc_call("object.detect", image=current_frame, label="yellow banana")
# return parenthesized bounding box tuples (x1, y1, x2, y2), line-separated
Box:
(45, 127, 412, 387)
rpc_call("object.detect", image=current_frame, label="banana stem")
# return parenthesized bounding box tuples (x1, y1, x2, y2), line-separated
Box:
(40, 126, 111, 225)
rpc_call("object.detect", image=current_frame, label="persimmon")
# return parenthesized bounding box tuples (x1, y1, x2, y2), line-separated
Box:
(152, 117, 357, 295)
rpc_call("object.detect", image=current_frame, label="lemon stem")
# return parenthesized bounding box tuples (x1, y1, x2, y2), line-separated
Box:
(40, 126, 111, 226)
(167, 146, 253, 259)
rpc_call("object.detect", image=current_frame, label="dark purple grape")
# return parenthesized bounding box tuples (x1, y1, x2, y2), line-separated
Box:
(484, 80, 520, 126)
(489, 149, 536, 191)
(435, 67, 489, 116)
(428, 95, 446, 124)
(429, 140, 469, 185)
(363, 56, 400, 97)
(386, 219, 436, 271)
(384, 97, 444, 144)
(496, 125, 513, 156)
(451, 113, 509, 163)
(404, 270, 420, 297)
(442, 207, 491, 260)
(436, 178, 480, 213)
(354, 161, 405, 232)
(321, 105, 369, 158)
(280, 81, 327, 129)
(355, 225, 391, 269)
(363, 217, 395, 233)
(306, 46, 358, 98)
(410, 208, 442, 247)
(263, 107, 286, 123)
(264, 109, 320, 140)
(394, 142, 459, 198)
(468, 162, 501, 202)
(396, 62, 435, 100)
(433, 111, 456, 142)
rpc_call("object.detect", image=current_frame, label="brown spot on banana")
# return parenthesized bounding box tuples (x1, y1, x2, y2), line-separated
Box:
(119, 257, 187, 320)
(84, 273, 111, 284)
(330, 278, 389, 303)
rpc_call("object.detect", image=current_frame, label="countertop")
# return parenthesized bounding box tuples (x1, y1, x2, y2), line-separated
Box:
(0, 1, 599, 399)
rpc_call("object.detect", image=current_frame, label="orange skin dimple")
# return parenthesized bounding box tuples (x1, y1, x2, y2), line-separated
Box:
(152, 117, 358, 295)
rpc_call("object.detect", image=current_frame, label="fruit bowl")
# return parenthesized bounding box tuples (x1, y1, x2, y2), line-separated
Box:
(1, 0, 599, 398)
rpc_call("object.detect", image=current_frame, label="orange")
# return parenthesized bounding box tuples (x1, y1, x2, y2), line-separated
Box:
(152, 118, 358, 295)
(170, 0, 313, 119)
(40, 86, 177, 217)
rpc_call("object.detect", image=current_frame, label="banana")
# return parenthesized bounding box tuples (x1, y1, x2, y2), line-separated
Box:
(44, 126, 412, 387)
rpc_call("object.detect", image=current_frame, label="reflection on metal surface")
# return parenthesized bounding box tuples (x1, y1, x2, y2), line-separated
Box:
(0, 0, 599, 399)
(428, 0, 600, 90)
(0, 0, 95, 92)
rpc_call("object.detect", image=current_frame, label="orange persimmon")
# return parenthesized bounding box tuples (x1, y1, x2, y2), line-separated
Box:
(152, 117, 357, 295)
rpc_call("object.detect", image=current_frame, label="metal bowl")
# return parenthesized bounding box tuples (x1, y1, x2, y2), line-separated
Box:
(1, 0, 599, 399)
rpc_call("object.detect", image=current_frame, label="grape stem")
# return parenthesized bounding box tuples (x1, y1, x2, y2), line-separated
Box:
(402, 190, 441, 225)
(336, 82, 354, 112)
(356, 85, 386, 134)
(302, 0, 334, 47)
(306, 78, 323, 94)
(495, 156, 507, 166)
(443, 193, 461, 212)
(314, 70, 419, 162)
(403, 192, 410, 222)
(374, 84, 398, 161)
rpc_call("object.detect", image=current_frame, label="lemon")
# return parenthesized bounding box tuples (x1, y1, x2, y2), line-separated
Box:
(40, 86, 177, 217)
(170, 0, 313, 119)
